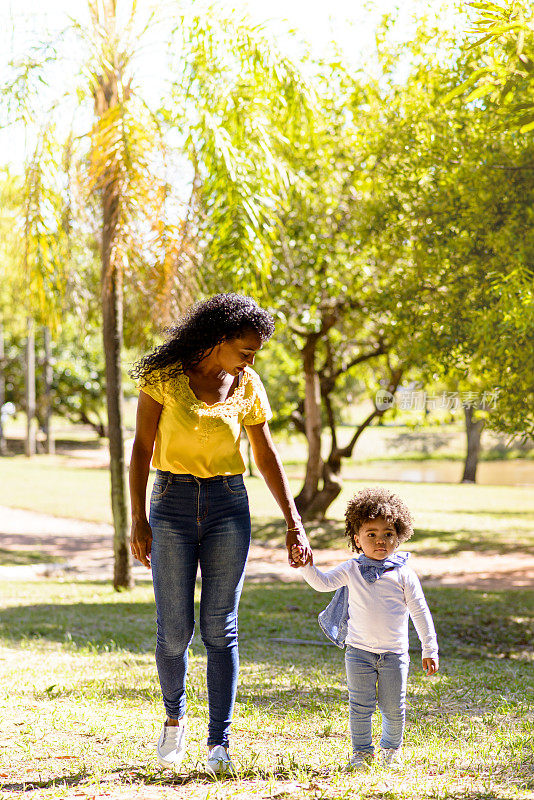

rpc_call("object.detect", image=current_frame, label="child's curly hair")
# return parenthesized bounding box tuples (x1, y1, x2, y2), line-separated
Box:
(345, 487, 414, 552)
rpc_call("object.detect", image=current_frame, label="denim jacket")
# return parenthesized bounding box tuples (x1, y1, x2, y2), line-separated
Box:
(318, 586, 349, 649)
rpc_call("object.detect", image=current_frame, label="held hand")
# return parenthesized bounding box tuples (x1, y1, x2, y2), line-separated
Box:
(286, 526, 313, 568)
(130, 518, 153, 569)
(291, 544, 305, 567)
(422, 656, 439, 676)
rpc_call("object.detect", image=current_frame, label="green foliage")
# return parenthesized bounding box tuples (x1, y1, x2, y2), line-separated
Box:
(165, 6, 316, 285)
(358, 25, 534, 437)
(1, 3, 533, 448)
(444, 1, 534, 131)
(256, 333, 303, 432)
(2, 324, 107, 434)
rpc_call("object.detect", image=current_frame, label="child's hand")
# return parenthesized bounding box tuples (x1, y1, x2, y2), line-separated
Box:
(291, 544, 306, 567)
(286, 527, 313, 567)
(422, 657, 439, 676)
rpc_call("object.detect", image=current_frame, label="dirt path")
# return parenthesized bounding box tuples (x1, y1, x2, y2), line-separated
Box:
(1, 505, 533, 590)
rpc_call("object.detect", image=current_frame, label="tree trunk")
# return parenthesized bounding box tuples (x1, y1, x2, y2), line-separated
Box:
(25, 317, 36, 458)
(91, 6, 132, 590)
(462, 405, 484, 483)
(0, 322, 7, 456)
(304, 457, 343, 520)
(102, 196, 132, 590)
(301, 368, 403, 520)
(295, 335, 323, 514)
(43, 326, 55, 455)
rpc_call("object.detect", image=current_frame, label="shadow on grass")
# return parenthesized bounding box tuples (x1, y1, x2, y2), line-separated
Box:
(1, 770, 88, 792)
(5, 764, 531, 796)
(234, 685, 346, 713)
(253, 518, 346, 550)
(2, 763, 330, 793)
(0, 583, 531, 661)
(0, 547, 65, 566)
(2, 437, 104, 457)
(410, 528, 534, 557)
(385, 430, 453, 454)
(254, 518, 534, 556)
(252, 510, 534, 558)
(122, 763, 330, 786)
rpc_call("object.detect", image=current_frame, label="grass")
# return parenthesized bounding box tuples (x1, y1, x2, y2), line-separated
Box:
(251, 477, 534, 557)
(0, 432, 533, 798)
(0, 547, 64, 566)
(0, 458, 533, 559)
(0, 579, 532, 800)
(0, 419, 532, 524)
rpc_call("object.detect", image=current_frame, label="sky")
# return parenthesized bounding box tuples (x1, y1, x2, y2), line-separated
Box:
(3, 0, 466, 65)
(0, 0, 468, 168)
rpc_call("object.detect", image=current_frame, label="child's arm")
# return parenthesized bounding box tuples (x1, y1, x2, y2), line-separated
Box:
(292, 546, 350, 591)
(403, 569, 439, 674)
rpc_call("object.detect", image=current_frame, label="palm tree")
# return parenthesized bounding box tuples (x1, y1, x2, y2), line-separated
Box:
(81, 1, 314, 588)
(83, 0, 165, 588)
(5, 0, 313, 588)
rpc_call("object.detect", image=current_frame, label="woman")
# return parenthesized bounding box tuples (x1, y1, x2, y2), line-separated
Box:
(129, 294, 311, 775)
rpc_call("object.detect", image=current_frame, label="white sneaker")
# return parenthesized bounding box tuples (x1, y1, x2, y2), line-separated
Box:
(205, 744, 236, 776)
(345, 751, 374, 771)
(381, 747, 403, 767)
(157, 718, 187, 769)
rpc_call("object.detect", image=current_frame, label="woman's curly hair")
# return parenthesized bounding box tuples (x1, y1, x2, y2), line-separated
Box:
(130, 294, 275, 382)
(345, 487, 414, 552)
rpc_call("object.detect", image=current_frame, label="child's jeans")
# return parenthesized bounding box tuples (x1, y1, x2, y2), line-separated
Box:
(345, 645, 410, 754)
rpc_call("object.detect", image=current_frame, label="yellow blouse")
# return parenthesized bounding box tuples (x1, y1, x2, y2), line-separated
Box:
(138, 366, 272, 478)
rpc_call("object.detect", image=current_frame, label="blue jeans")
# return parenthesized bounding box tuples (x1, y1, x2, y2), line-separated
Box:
(345, 645, 410, 754)
(149, 471, 251, 748)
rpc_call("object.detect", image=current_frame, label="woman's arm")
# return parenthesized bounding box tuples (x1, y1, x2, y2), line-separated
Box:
(245, 420, 312, 567)
(129, 391, 162, 568)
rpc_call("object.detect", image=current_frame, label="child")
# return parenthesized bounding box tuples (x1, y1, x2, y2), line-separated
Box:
(293, 487, 438, 770)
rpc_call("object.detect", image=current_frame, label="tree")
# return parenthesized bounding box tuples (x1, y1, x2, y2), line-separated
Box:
(440, 2, 534, 437)
(263, 21, 534, 516)
(444, 0, 534, 133)
(4, 1, 314, 587)
(358, 21, 534, 440)
(0, 141, 68, 456)
(237, 61, 411, 519)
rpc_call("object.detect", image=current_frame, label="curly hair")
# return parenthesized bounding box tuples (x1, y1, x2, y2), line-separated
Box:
(130, 294, 275, 382)
(345, 487, 414, 552)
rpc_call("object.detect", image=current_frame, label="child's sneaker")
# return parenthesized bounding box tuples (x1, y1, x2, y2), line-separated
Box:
(205, 744, 237, 777)
(156, 718, 187, 769)
(380, 747, 403, 767)
(345, 751, 374, 771)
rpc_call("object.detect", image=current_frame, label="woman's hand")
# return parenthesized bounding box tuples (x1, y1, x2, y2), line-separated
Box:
(130, 518, 153, 568)
(286, 525, 312, 568)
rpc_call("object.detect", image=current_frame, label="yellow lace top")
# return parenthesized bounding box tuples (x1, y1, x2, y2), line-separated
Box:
(138, 366, 272, 477)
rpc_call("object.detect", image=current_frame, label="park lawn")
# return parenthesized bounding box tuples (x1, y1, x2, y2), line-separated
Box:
(251, 478, 534, 557)
(0, 458, 533, 563)
(0, 578, 532, 800)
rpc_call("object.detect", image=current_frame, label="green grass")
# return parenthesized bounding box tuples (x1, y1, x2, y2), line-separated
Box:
(0, 458, 533, 560)
(0, 457, 112, 522)
(249, 477, 534, 556)
(0, 547, 64, 566)
(0, 579, 532, 799)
